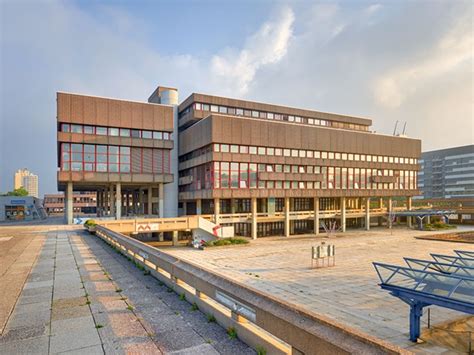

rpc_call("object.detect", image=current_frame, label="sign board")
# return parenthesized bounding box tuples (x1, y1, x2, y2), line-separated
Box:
(136, 222, 160, 233)
(10, 200, 26, 205)
(311, 243, 336, 268)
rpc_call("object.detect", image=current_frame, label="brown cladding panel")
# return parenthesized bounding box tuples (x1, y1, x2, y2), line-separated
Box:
(179, 115, 421, 158)
(57, 92, 173, 131)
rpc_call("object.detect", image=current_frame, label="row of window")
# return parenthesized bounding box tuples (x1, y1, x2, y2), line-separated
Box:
(60, 143, 170, 174)
(213, 143, 418, 165)
(180, 162, 417, 191)
(60, 123, 172, 140)
(180, 102, 369, 132)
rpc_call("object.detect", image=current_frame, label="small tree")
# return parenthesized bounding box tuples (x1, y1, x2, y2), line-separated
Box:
(321, 220, 339, 238)
(4, 187, 29, 196)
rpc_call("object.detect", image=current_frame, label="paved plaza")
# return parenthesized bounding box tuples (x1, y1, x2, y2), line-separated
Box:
(0, 223, 253, 354)
(164, 226, 474, 353)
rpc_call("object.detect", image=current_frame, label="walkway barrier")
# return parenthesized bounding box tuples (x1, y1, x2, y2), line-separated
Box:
(95, 225, 407, 355)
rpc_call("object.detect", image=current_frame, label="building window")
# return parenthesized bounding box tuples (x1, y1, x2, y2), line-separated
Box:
(61, 123, 70, 132)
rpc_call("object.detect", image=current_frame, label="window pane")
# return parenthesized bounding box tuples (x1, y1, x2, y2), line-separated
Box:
(71, 124, 82, 133)
(109, 164, 118, 172)
(120, 128, 130, 137)
(131, 130, 140, 138)
(109, 146, 119, 154)
(84, 126, 94, 134)
(142, 131, 152, 139)
(96, 127, 107, 135)
(61, 123, 70, 132)
(72, 162, 82, 171)
(109, 128, 119, 136)
(72, 144, 82, 152)
(153, 131, 163, 140)
(120, 146, 130, 154)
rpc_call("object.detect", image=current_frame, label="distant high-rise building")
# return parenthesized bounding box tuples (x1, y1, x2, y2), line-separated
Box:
(418, 145, 474, 199)
(13, 168, 39, 198)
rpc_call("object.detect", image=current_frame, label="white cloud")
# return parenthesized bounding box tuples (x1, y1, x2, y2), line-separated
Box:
(209, 6, 294, 96)
(373, 16, 473, 108)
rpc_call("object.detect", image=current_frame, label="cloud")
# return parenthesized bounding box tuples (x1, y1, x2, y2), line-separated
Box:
(209, 6, 294, 96)
(373, 15, 472, 108)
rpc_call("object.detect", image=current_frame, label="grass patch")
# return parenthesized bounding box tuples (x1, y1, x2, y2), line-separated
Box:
(95, 324, 104, 329)
(115, 288, 122, 293)
(166, 288, 173, 293)
(179, 293, 186, 301)
(126, 305, 134, 311)
(257, 346, 267, 355)
(143, 270, 151, 276)
(423, 222, 457, 231)
(203, 238, 249, 247)
(85, 300, 91, 305)
(191, 302, 199, 311)
(227, 326, 237, 339)
(207, 314, 216, 323)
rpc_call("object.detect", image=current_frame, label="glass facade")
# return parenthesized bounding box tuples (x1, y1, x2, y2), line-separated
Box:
(179, 102, 370, 132)
(61, 123, 171, 140)
(60, 143, 170, 174)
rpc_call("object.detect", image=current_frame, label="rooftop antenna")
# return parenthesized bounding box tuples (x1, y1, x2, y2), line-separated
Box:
(402, 122, 407, 135)
(393, 120, 399, 136)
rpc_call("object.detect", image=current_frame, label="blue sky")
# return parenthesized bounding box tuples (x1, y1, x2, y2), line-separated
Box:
(0, 0, 472, 196)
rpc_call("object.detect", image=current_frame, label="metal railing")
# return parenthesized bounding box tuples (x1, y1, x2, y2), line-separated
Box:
(95, 225, 406, 355)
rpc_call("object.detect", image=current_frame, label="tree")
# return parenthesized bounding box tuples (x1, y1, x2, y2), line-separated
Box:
(3, 187, 29, 196)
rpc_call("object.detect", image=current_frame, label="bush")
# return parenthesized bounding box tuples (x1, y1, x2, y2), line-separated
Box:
(84, 219, 97, 227)
(423, 222, 456, 231)
(204, 238, 249, 247)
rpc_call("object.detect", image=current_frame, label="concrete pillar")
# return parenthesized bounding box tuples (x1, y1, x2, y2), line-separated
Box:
(172, 231, 179, 246)
(251, 197, 257, 240)
(214, 198, 220, 224)
(158, 184, 164, 218)
(110, 185, 115, 218)
(407, 196, 412, 228)
(65, 182, 73, 224)
(313, 197, 319, 235)
(182, 202, 187, 216)
(196, 199, 202, 215)
(147, 186, 153, 216)
(289, 198, 295, 234)
(379, 197, 384, 209)
(284, 197, 290, 237)
(115, 183, 121, 220)
(388, 197, 393, 213)
(138, 188, 144, 215)
(341, 197, 346, 233)
(96, 191, 101, 217)
(230, 199, 236, 214)
(365, 197, 371, 231)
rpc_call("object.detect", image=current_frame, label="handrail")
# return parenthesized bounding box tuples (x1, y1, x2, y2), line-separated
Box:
(96, 226, 407, 355)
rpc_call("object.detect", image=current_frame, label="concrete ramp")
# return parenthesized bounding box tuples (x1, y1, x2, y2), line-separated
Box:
(192, 217, 234, 244)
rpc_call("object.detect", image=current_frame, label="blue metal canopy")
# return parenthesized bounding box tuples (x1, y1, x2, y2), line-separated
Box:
(373, 251, 474, 342)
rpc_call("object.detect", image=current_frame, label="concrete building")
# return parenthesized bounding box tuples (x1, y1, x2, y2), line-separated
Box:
(57, 87, 421, 234)
(14, 168, 39, 198)
(418, 145, 474, 199)
(43, 192, 96, 215)
(57, 88, 176, 224)
(0, 196, 46, 221)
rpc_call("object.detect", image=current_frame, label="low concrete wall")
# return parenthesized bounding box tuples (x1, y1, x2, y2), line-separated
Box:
(95, 225, 410, 355)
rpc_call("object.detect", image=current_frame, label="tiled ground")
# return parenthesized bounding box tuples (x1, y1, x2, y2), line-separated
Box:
(0, 225, 254, 354)
(163, 226, 474, 353)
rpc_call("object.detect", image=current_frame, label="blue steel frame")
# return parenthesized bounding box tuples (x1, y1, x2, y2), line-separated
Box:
(403, 257, 474, 279)
(373, 261, 474, 342)
(430, 253, 474, 268)
(455, 250, 474, 259)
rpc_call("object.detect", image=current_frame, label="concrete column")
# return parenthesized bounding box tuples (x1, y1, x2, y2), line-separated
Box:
(196, 199, 202, 215)
(115, 183, 121, 220)
(172, 231, 179, 246)
(407, 196, 412, 228)
(96, 191, 101, 217)
(365, 197, 371, 231)
(147, 186, 153, 216)
(66, 182, 73, 225)
(251, 197, 257, 240)
(313, 197, 319, 235)
(388, 197, 393, 213)
(182, 202, 187, 216)
(110, 185, 115, 218)
(379, 197, 384, 209)
(214, 198, 220, 224)
(138, 188, 144, 215)
(230, 199, 236, 214)
(159, 184, 164, 218)
(341, 197, 346, 233)
(284, 197, 290, 237)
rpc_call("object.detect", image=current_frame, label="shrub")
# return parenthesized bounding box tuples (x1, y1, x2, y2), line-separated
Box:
(204, 238, 249, 247)
(227, 326, 237, 339)
(84, 219, 97, 227)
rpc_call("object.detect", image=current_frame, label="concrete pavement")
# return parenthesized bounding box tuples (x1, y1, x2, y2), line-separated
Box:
(0, 224, 254, 354)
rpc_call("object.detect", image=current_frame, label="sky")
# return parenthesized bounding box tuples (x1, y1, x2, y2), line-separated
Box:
(0, 0, 472, 196)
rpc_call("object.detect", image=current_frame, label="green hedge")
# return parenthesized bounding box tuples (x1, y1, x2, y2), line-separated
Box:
(204, 238, 249, 247)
